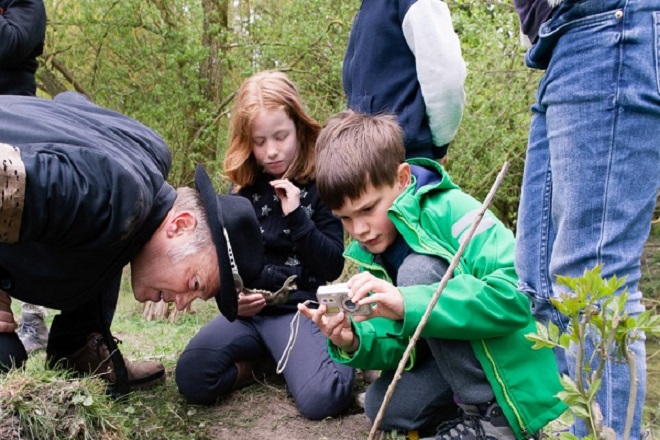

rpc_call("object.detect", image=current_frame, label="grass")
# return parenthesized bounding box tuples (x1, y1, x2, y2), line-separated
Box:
(1, 228, 659, 439)
(0, 358, 128, 439)
(642, 224, 660, 435)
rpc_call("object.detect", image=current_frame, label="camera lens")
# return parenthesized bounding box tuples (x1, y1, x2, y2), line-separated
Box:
(343, 298, 356, 311)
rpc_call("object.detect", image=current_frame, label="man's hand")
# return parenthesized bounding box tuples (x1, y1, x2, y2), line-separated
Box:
(270, 179, 301, 216)
(347, 272, 405, 322)
(237, 291, 266, 317)
(0, 290, 18, 333)
(299, 303, 359, 353)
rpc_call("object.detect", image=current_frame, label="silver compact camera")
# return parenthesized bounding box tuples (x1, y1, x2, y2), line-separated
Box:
(316, 283, 373, 316)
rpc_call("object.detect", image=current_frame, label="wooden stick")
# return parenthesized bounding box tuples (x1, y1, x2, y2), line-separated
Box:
(368, 162, 510, 440)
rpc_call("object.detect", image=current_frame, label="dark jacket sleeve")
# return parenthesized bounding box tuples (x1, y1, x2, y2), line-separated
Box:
(285, 199, 344, 281)
(0, 0, 47, 66)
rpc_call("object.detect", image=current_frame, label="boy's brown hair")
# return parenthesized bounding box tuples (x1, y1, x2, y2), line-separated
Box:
(316, 111, 405, 210)
(223, 70, 320, 191)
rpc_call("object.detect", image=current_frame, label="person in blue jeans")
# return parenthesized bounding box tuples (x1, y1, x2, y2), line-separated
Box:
(513, 1, 660, 438)
(175, 71, 355, 420)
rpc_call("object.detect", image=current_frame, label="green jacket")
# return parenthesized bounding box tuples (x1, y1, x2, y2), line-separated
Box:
(328, 158, 566, 438)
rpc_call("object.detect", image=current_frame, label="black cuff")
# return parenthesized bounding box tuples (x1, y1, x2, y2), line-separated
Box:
(432, 144, 449, 160)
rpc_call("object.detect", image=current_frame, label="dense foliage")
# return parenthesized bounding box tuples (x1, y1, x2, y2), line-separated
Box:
(40, 0, 539, 227)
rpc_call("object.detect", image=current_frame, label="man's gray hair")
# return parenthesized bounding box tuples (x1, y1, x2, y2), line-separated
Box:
(167, 187, 212, 263)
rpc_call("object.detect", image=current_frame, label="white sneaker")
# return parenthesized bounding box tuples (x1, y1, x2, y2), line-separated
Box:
(17, 312, 49, 354)
(354, 391, 366, 409)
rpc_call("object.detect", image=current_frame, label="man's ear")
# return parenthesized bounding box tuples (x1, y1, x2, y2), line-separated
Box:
(396, 162, 411, 190)
(165, 211, 197, 238)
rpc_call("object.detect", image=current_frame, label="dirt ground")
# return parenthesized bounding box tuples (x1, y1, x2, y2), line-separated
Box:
(110, 319, 388, 440)
(204, 372, 379, 440)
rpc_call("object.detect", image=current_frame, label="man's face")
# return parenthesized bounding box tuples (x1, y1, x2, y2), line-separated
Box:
(331, 164, 410, 254)
(131, 239, 220, 311)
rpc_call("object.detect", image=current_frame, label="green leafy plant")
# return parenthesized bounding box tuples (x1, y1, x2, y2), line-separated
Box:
(0, 364, 128, 439)
(527, 265, 660, 440)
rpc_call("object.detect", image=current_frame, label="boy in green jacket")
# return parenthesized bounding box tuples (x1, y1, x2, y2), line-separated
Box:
(299, 111, 566, 439)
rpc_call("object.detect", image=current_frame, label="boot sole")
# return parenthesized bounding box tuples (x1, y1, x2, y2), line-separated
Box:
(128, 370, 166, 391)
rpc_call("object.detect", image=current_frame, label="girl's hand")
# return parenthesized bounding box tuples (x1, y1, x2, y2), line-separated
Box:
(237, 291, 266, 317)
(270, 179, 301, 216)
(298, 303, 359, 353)
(348, 272, 405, 322)
(0, 290, 17, 333)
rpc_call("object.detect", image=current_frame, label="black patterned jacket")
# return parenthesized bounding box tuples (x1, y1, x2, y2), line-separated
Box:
(235, 173, 344, 314)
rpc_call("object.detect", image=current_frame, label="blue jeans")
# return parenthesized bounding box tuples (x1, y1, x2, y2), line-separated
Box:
(516, 1, 660, 438)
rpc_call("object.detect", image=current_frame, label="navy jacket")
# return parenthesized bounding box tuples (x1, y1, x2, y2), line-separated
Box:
(513, 0, 554, 44)
(235, 174, 344, 314)
(343, 0, 465, 159)
(0, 0, 47, 96)
(0, 92, 176, 310)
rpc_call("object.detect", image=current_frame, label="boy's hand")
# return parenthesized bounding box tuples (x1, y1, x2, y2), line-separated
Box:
(348, 272, 405, 322)
(237, 291, 266, 317)
(270, 179, 301, 216)
(298, 302, 359, 353)
(0, 290, 17, 333)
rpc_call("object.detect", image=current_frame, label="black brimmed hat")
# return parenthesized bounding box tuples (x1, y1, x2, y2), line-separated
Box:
(194, 164, 263, 321)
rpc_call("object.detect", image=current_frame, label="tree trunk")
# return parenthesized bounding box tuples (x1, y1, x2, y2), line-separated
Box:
(201, 0, 227, 106)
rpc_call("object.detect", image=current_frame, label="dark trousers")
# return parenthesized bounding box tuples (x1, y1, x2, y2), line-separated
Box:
(0, 332, 27, 371)
(176, 311, 355, 420)
(0, 275, 119, 371)
(47, 274, 120, 358)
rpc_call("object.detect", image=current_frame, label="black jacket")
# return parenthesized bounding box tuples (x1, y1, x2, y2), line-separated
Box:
(236, 174, 344, 314)
(0, 92, 176, 310)
(0, 0, 47, 96)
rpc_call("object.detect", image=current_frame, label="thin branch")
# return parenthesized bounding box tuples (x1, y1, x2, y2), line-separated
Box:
(190, 90, 238, 145)
(48, 57, 91, 97)
(286, 19, 344, 70)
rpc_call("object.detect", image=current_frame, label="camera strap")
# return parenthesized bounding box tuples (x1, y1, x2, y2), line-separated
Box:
(276, 299, 316, 374)
(227, 224, 309, 374)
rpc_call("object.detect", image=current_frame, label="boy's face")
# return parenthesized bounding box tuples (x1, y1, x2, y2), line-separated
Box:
(332, 163, 410, 254)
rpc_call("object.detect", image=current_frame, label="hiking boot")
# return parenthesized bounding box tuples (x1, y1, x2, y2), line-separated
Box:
(233, 356, 276, 389)
(49, 333, 165, 391)
(421, 401, 517, 440)
(354, 391, 366, 409)
(17, 311, 49, 354)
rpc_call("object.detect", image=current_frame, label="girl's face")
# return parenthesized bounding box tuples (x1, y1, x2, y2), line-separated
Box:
(251, 108, 298, 178)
